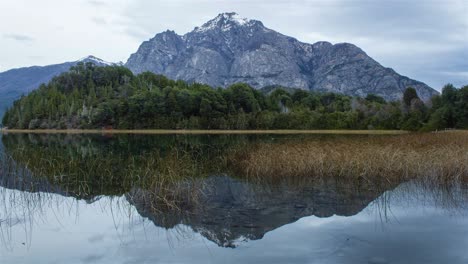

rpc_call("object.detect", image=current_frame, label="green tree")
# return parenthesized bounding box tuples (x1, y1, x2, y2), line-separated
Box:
(403, 87, 419, 107)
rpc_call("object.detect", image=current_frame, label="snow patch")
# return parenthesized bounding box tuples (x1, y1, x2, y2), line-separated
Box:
(78, 55, 114, 66)
(228, 13, 250, 26)
(195, 12, 252, 33)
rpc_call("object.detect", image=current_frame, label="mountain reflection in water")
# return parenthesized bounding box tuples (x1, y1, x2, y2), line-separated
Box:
(0, 133, 467, 264)
(129, 175, 392, 248)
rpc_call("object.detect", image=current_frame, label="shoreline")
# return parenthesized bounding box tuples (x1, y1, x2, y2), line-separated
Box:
(0, 129, 410, 135)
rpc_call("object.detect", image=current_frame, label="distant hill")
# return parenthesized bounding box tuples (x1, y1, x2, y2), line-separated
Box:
(126, 12, 439, 102)
(0, 56, 117, 121)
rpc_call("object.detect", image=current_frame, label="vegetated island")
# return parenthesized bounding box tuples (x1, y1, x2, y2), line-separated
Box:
(2, 63, 467, 131)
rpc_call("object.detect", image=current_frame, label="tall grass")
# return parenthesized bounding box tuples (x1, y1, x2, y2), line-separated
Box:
(229, 131, 468, 184)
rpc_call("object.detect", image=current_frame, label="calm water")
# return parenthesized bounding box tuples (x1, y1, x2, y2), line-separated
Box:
(0, 134, 467, 264)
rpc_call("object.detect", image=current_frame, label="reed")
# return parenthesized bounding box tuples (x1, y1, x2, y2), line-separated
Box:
(229, 131, 468, 184)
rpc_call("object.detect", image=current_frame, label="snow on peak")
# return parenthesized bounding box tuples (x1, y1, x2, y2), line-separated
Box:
(195, 12, 253, 32)
(79, 55, 114, 66)
(224, 12, 250, 26)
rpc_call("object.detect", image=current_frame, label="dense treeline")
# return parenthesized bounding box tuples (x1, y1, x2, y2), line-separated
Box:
(2, 63, 467, 130)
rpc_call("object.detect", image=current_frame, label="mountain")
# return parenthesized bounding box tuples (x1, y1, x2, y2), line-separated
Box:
(126, 12, 438, 101)
(0, 56, 116, 120)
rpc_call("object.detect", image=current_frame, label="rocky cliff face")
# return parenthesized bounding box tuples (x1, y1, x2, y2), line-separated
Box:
(126, 12, 438, 101)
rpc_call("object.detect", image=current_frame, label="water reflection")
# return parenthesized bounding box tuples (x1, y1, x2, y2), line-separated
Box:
(1, 180, 467, 264)
(0, 134, 467, 263)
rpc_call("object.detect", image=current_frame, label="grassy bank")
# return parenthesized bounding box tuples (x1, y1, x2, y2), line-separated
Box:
(230, 131, 468, 184)
(0, 129, 408, 135)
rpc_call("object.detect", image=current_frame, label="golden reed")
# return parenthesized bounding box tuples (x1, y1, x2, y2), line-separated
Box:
(230, 131, 468, 184)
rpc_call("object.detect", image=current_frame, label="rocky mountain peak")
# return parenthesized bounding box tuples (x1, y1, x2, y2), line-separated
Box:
(125, 13, 439, 101)
(194, 12, 261, 33)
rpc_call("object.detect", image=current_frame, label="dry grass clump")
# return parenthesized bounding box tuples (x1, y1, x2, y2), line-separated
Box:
(230, 131, 468, 184)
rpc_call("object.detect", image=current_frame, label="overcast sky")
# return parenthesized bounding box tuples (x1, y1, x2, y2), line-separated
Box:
(0, 0, 466, 90)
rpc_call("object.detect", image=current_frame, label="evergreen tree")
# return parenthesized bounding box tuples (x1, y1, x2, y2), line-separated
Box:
(403, 87, 419, 107)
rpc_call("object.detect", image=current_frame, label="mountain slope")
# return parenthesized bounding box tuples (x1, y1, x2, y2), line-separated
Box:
(126, 12, 438, 101)
(0, 56, 116, 120)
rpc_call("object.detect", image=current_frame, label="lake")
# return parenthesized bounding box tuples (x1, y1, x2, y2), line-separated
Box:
(0, 133, 467, 264)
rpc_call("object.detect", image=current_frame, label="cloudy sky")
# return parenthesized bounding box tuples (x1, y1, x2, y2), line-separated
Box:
(0, 0, 466, 90)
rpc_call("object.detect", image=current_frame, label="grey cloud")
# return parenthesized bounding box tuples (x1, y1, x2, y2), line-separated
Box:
(91, 17, 107, 25)
(28, 55, 44, 60)
(123, 27, 152, 40)
(87, 234, 105, 243)
(81, 254, 104, 263)
(3, 34, 34, 42)
(87, 0, 106, 7)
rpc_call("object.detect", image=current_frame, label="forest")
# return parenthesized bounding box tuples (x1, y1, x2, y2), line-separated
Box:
(2, 63, 467, 131)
